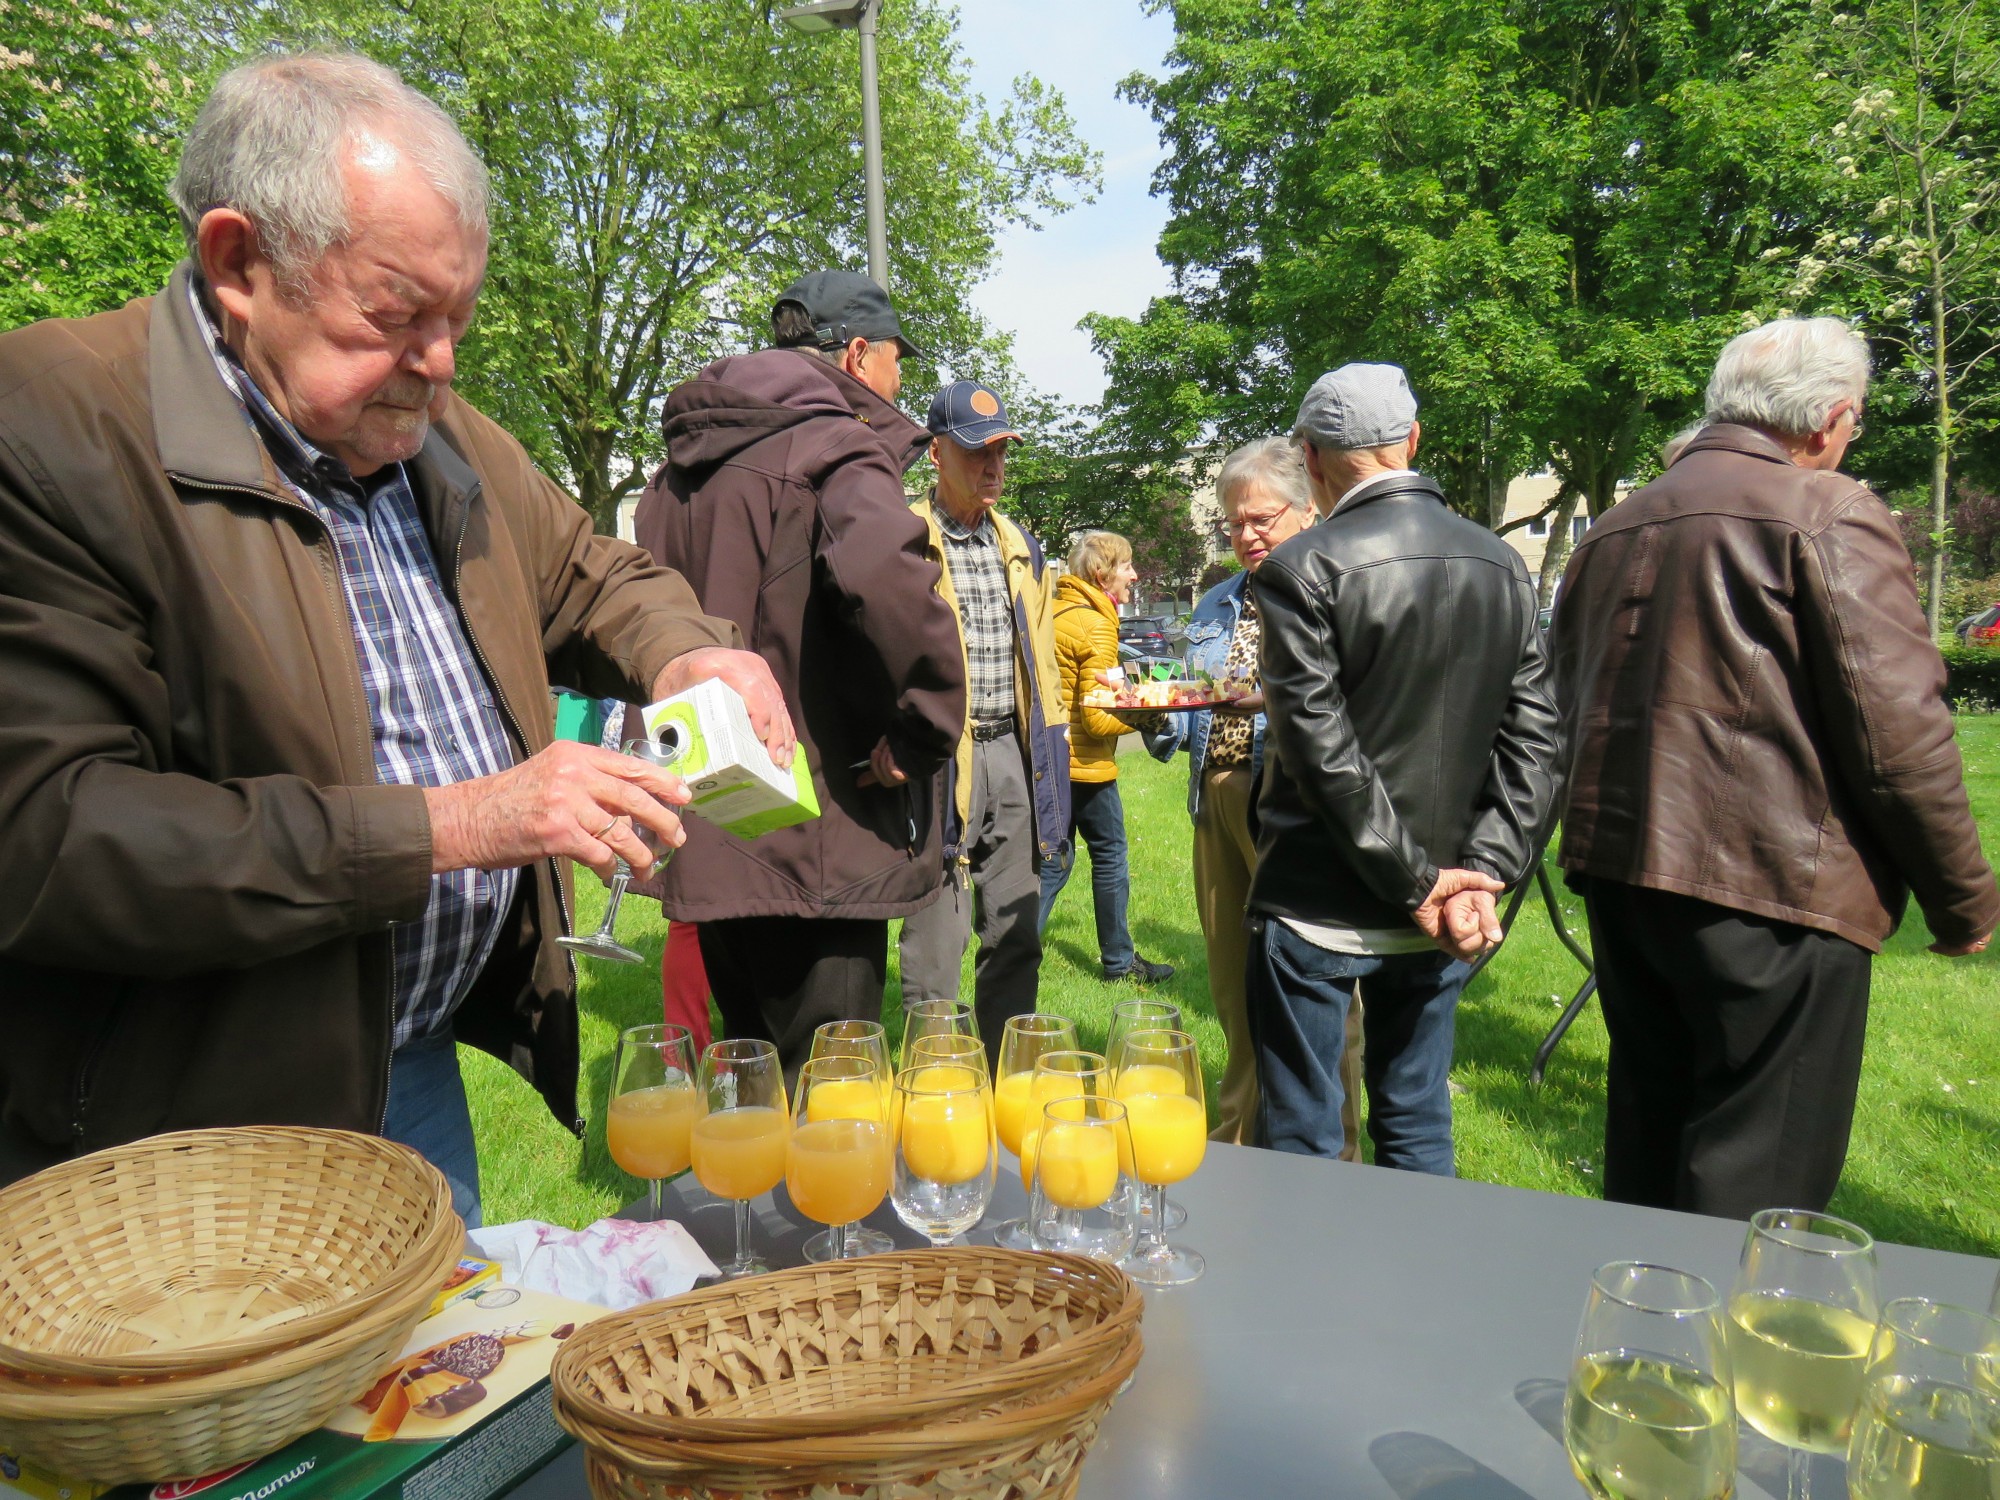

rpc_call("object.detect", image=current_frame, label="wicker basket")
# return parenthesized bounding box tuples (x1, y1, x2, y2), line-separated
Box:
(553, 1250, 1142, 1500)
(0, 1127, 456, 1381)
(569, 1328, 1142, 1500)
(0, 1128, 464, 1483)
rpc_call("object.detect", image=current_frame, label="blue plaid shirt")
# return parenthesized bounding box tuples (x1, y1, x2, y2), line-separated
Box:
(190, 280, 521, 1049)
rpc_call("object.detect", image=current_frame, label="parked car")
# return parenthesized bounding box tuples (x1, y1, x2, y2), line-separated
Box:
(1118, 615, 1176, 657)
(1956, 604, 2000, 646)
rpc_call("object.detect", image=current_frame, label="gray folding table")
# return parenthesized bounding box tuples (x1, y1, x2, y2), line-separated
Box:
(508, 1142, 1997, 1499)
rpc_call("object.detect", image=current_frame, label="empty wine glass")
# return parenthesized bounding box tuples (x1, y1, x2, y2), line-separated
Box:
(1727, 1208, 1880, 1500)
(809, 1020, 895, 1255)
(605, 1022, 698, 1221)
(899, 998, 978, 1072)
(891, 1063, 995, 1246)
(1028, 1094, 1137, 1264)
(1564, 1261, 1737, 1500)
(790, 1055, 891, 1263)
(1847, 1298, 2000, 1500)
(1106, 998, 1186, 1232)
(689, 1038, 787, 1279)
(1117, 1028, 1206, 1287)
(989, 1014, 1078, 1250)
(558, 737, 682, 963)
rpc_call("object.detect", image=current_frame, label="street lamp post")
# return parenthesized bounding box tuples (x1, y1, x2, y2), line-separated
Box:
(776, 0, 889, 291)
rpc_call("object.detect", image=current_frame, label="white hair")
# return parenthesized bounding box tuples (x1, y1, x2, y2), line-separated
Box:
(172, 52, 489, 288)
(1704, 317, 1870, 438)
(1661, 421, 1708, 467)
(1216, 436, 1313, 514)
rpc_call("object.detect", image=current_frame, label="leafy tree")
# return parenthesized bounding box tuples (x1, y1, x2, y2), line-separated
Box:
(1765, 0, 2000, 631)
(0, 0, 192, 327)
(246, 0, 1098, 532)
(1092, 0, 1822, 540)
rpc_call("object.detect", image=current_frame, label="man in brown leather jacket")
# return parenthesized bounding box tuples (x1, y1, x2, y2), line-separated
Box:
(0, 55, 788, 1219)
(1553, 316, 1998, 1217)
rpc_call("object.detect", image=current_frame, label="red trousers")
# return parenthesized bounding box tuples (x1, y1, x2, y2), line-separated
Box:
(662, 920, 714, 1054)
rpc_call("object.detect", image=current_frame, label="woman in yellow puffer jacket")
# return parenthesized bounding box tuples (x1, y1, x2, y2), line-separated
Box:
(1036, 532, 1175, 985)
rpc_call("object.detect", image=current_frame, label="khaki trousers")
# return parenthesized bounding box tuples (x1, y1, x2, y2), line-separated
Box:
(1197, 766, 1363, 1157)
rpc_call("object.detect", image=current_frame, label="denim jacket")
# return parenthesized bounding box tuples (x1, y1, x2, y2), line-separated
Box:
(1143, 570, 1264, 819)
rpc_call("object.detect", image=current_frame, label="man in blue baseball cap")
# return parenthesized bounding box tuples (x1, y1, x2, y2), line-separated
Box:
(900, 381, 1071, 1055)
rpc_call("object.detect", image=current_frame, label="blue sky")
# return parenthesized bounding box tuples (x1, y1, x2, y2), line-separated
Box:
(950, 2, 1176, 410)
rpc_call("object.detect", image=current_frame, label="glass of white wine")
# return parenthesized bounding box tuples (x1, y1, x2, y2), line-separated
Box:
(1727, 1208, 1880, 1499)
(1847, 1298, 2000, 1500)
(1563, 1260, 1737, 1500)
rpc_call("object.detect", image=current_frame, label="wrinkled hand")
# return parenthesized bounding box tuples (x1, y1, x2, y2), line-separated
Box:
(653, 647, 795, 768)
(1931, 932, 1993, 956)
(424, 740, 691, 885)
(1214, 691, 1265, 716)
(856, 735, 907, 789)
(1413, 868, 1506, 958)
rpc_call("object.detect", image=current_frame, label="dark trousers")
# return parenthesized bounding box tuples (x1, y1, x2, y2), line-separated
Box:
(698, 916, 889, 1087)
(1244, 915, 1469, 1173)
(1584, 878, 1872, 1218)
(1037, 778, 1137, 974)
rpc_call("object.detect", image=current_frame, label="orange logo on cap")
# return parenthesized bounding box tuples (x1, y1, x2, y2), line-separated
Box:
(970, 388, 1001, 417)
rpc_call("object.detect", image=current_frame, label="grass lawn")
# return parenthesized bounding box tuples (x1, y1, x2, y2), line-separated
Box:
(466, 716, 2000, 1257)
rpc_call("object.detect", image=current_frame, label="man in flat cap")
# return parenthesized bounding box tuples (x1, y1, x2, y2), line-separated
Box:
(1244, 363, 1563, 1168)
(633, 272, 967, 1078)
(898, 381, 1069, 1061)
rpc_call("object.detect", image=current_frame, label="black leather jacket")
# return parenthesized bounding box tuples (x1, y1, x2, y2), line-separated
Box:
(1248, 474, 1563, 931)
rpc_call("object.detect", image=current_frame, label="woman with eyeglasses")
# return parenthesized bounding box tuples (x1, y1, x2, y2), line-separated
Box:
(1143, 437, 1363, 1151)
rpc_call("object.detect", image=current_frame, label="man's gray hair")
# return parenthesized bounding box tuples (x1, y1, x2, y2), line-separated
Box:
(171, 52, 489, 287)
(1216, 436, 1312, 514)
(1704, 317, 1870, 438)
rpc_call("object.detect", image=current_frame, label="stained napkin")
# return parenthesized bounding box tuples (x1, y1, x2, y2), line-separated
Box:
(466, 1217, 720, 1309)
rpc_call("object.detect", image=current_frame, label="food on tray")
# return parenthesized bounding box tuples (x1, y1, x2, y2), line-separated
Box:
(1082, 670, 1255, 710)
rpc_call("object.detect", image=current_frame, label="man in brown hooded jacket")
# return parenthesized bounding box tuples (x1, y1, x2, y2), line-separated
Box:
(634, 272, 967, 1073)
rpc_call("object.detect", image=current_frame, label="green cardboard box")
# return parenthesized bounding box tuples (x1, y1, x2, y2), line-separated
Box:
(639, 678, 819, 839)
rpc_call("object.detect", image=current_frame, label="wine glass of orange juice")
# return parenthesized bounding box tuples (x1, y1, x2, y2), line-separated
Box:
(989, 1016, 1079, 1249)
(689, 1038, 787, 1280)
(898, 999, 978, 1073)
(1028, 1095, 1137, 1262)
(606, 1023, 699, 1221)
(1017, 1051, 1111, 1195)
(809, 1021, 896, 1256)
(1115, 1028, 1206, 1286)
(790, 1056, 891, 1263)
(1105, 999, 1187, 1233)
(891, 1064, 995, 1246)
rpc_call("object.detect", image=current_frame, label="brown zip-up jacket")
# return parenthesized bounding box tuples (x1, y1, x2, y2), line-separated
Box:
(1552, 423, 1998, 952)
(0, 264, 736, 1164)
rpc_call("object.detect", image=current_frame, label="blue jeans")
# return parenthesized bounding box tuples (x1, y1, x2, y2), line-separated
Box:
(1037, 779, 1137, 974)
(1244, 916, 1468, 1173)
(382, 1028, 483, 1228)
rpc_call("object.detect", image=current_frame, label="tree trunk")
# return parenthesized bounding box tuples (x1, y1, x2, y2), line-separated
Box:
(1537, 484, 1582, 607)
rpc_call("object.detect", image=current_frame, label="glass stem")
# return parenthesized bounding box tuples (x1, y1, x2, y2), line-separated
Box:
(830, 1220, 850, 1259)
(1141, 1183, 1168, 1257)
(733, 1198, 752, 1267)
(647, 1176, 664, 1222)
(592, 866, 632, 940)
(1788, 1447, 1813, 1500)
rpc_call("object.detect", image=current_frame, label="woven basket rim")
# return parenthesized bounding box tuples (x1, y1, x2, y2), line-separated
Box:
(552, 1249, 1140, 1445)
(0, 1127, 453, 1379)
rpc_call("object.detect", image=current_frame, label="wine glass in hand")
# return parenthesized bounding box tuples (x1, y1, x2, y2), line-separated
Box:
(606, 1023, 698, 1221)
(1564, 1261, 1737, 1500)
(689, 1038, 787, 1280)
(1727, 1208, 1880, 1499)
(559, 738, 683, 964)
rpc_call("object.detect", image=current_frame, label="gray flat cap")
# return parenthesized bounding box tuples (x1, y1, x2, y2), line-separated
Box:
(1294, 363, 1418, 449)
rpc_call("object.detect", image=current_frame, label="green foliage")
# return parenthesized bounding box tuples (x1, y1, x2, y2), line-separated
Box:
(1943, 641, 2000, 711)
(233, 0, 1099, 531)
(0, 0, 192, 327)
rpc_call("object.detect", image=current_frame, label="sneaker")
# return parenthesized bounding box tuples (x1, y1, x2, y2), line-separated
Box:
(1105, 954, 1175, 985)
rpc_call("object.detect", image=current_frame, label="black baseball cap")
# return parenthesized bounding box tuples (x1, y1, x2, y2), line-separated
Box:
(773, 270, 923, 359)
(926, 380, 1022, 449)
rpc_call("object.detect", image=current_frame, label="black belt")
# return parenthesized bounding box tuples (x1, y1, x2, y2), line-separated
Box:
(971, 717, 1015, 742)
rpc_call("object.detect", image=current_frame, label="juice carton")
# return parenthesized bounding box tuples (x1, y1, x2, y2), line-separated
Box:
(638, 679, 819, 839)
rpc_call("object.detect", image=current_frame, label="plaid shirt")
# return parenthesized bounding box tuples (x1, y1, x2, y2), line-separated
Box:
(190, 281, 520, 1050)
(933, 496, 1016, 723)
